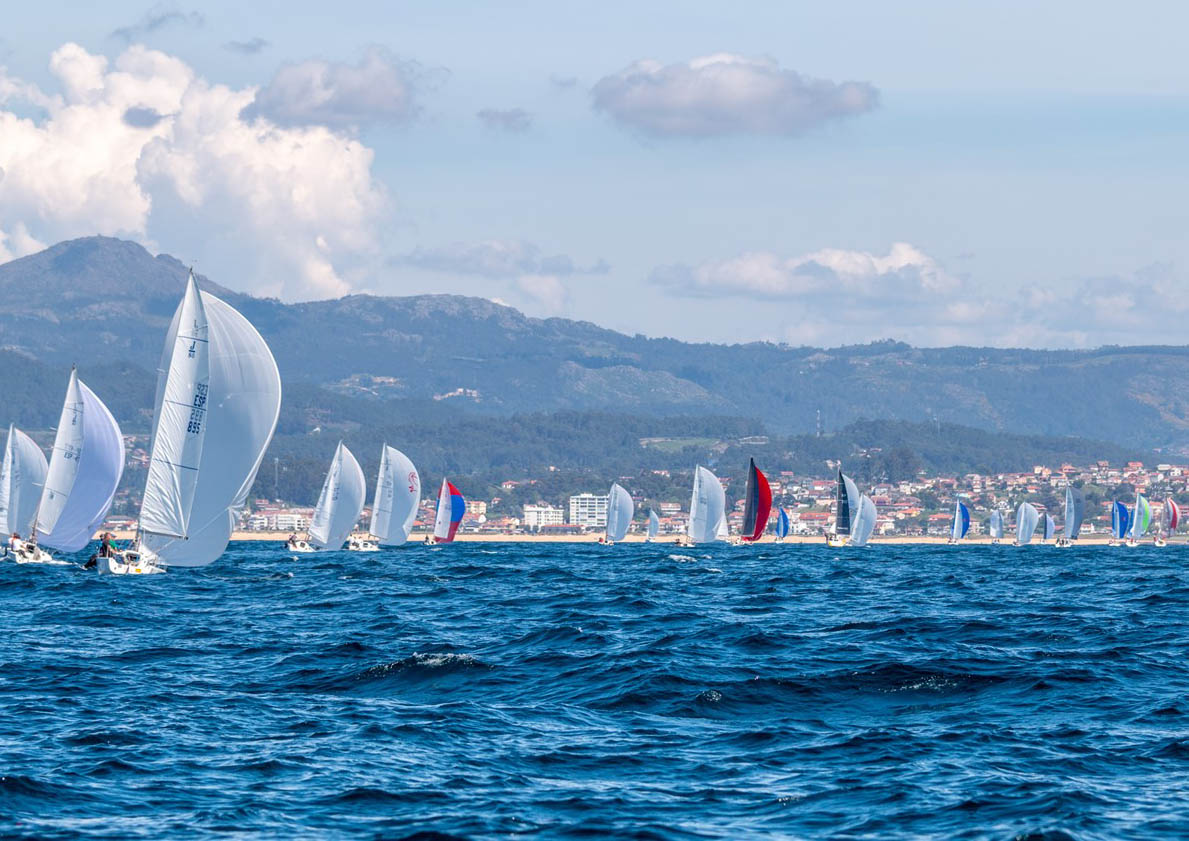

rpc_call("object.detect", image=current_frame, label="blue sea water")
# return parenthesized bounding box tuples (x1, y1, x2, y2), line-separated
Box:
(2, 541, 1188, 840)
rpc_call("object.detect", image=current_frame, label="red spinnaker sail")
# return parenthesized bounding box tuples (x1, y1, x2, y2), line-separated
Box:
(741, 458, 772, 542)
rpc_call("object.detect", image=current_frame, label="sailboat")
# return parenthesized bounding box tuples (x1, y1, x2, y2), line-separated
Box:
(368, 445, 420, 547)
(101, 271, 281, 574)
(1127, 492, 1152, 547)
(432, 479, 466, 543)
(287, 441, 366, 553)
(988, 510, 1004, 544)
(1157, 498, 1180, 547)
(740, 458, 772, 543)
(22, 370, 125, 565)
(1041, 513, 1056, 543)
(0, 425, 48, 562)
(826, 470, 860, 547)
(949, 500, 971, 543)
(1055, 487, 1085, 548)
(686, 465, 726, 545)
(774, 507, 790, 541)
(1110, 500, 1130, 546)
(1015, 502, 1039, 546)
(605, 482, 634, 543)
(646, 509, 660, 542)
(850, 494, 877, 547)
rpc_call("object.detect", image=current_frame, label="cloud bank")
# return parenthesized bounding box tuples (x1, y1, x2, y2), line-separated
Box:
(653, 244, 1187, 347)
(403, 239, 609, 315)
(592, 53, 878, 138)
(0, 42, 388, 299)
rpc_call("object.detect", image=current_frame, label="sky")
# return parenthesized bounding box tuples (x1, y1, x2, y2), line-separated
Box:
(2, 1, 1188, 348)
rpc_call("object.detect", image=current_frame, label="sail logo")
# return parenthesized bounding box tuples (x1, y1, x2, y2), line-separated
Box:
(407, 471, 418, 493)
(187, 383, 209, 435)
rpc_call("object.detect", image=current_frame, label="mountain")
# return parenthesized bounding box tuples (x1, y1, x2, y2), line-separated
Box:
(2, 236, 1188, 452)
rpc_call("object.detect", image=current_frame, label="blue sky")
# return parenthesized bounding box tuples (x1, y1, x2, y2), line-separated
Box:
(2, 1, 1188, 347)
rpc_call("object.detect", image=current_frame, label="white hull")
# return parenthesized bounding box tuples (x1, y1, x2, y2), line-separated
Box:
(286, 540, 317, 553)
(98, 548, 165, 575)
(347, 538, 379, 552)
(826, 535, 848, 548)
(7, 542, 68, 565)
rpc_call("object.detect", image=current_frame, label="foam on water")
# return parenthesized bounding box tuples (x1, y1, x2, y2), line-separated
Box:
(1, 541, 1187, 839)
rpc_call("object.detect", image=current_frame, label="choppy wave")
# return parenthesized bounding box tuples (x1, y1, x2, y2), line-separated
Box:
(0, 541, 1187, 838)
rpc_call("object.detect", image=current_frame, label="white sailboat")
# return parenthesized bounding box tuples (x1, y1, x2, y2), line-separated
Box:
(21, 370, 125, 565)
(988, 510, 1005, 544)
(0, 425, 49, 562)
(827, 470, 860, 547)
(1055, 487, 1084, 548)
(686, 465, 726, 545)
(367, 444, 420, 547)
(646, 509, 660, 542)
(605, 482, 633, 543)
(293, 441, 366, 552)
(1015, 502, 1039, 546)
(102, 272, 281, 574)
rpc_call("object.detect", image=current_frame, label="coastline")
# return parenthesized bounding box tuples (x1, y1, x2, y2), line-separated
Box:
(103, 530, 1167, 546)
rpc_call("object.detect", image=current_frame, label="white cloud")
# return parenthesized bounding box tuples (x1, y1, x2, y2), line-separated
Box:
(591, 53, 878, 138)
(0, 42, 388, 300)
(516, 274, 568, 314)
(476, 107, 532, 133)
(223, 38, 270, 56)
(403, 239, 608, 278)
(241, 46, 427, 129)
(654, 243, 1189, 347)
(110, 6, 204, 42)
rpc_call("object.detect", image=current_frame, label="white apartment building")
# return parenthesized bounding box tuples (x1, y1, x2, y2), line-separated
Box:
(523, 504, 565, 530)
(568, 493, 609, 528)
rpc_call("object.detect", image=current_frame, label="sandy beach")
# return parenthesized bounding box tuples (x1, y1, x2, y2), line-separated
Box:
(102, 530, 1159, 546)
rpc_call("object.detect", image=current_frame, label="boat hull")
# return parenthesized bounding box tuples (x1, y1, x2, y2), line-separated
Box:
(8, 541, 67, 565)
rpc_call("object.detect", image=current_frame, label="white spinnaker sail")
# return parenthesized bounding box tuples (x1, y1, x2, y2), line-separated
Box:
(0, 425, 48, 537)
(687, 465, 726, 544)
(139, 274, 282, 567)
(1016, 502, 1039, 545)
(989, 510, 1004, 539)
(850, 494, 877, 546)
(647, 509, 660, 539)
(309, 442, 366, 550)
(606, 482, 634, 542)
(370, 445, 420, 545)
(37, 372, 125, 552)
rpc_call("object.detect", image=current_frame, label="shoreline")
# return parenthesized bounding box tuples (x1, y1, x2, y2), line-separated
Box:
(102, 530, 1174, 546)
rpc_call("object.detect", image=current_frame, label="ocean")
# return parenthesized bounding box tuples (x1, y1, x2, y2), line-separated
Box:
(2, 541, 1187, 839)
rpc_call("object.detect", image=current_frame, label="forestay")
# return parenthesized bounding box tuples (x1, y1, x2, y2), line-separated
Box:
(309, 442, 367, 550)
(370, 445, 420, 546)
(139, 275, 282, 567)
(36, 371, 125, 552)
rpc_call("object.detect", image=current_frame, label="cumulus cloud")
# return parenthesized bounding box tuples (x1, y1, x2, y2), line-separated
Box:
(223, 38, 270, 55)
(516, 274, 568, 314)
(403, 239, 608, 278)
(476, 107, 532, 133)
(241, 46, 428, 129)
(111, 6, 204, 42)
(591, 53, 878, 138)
(0, 42, 388, 299)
